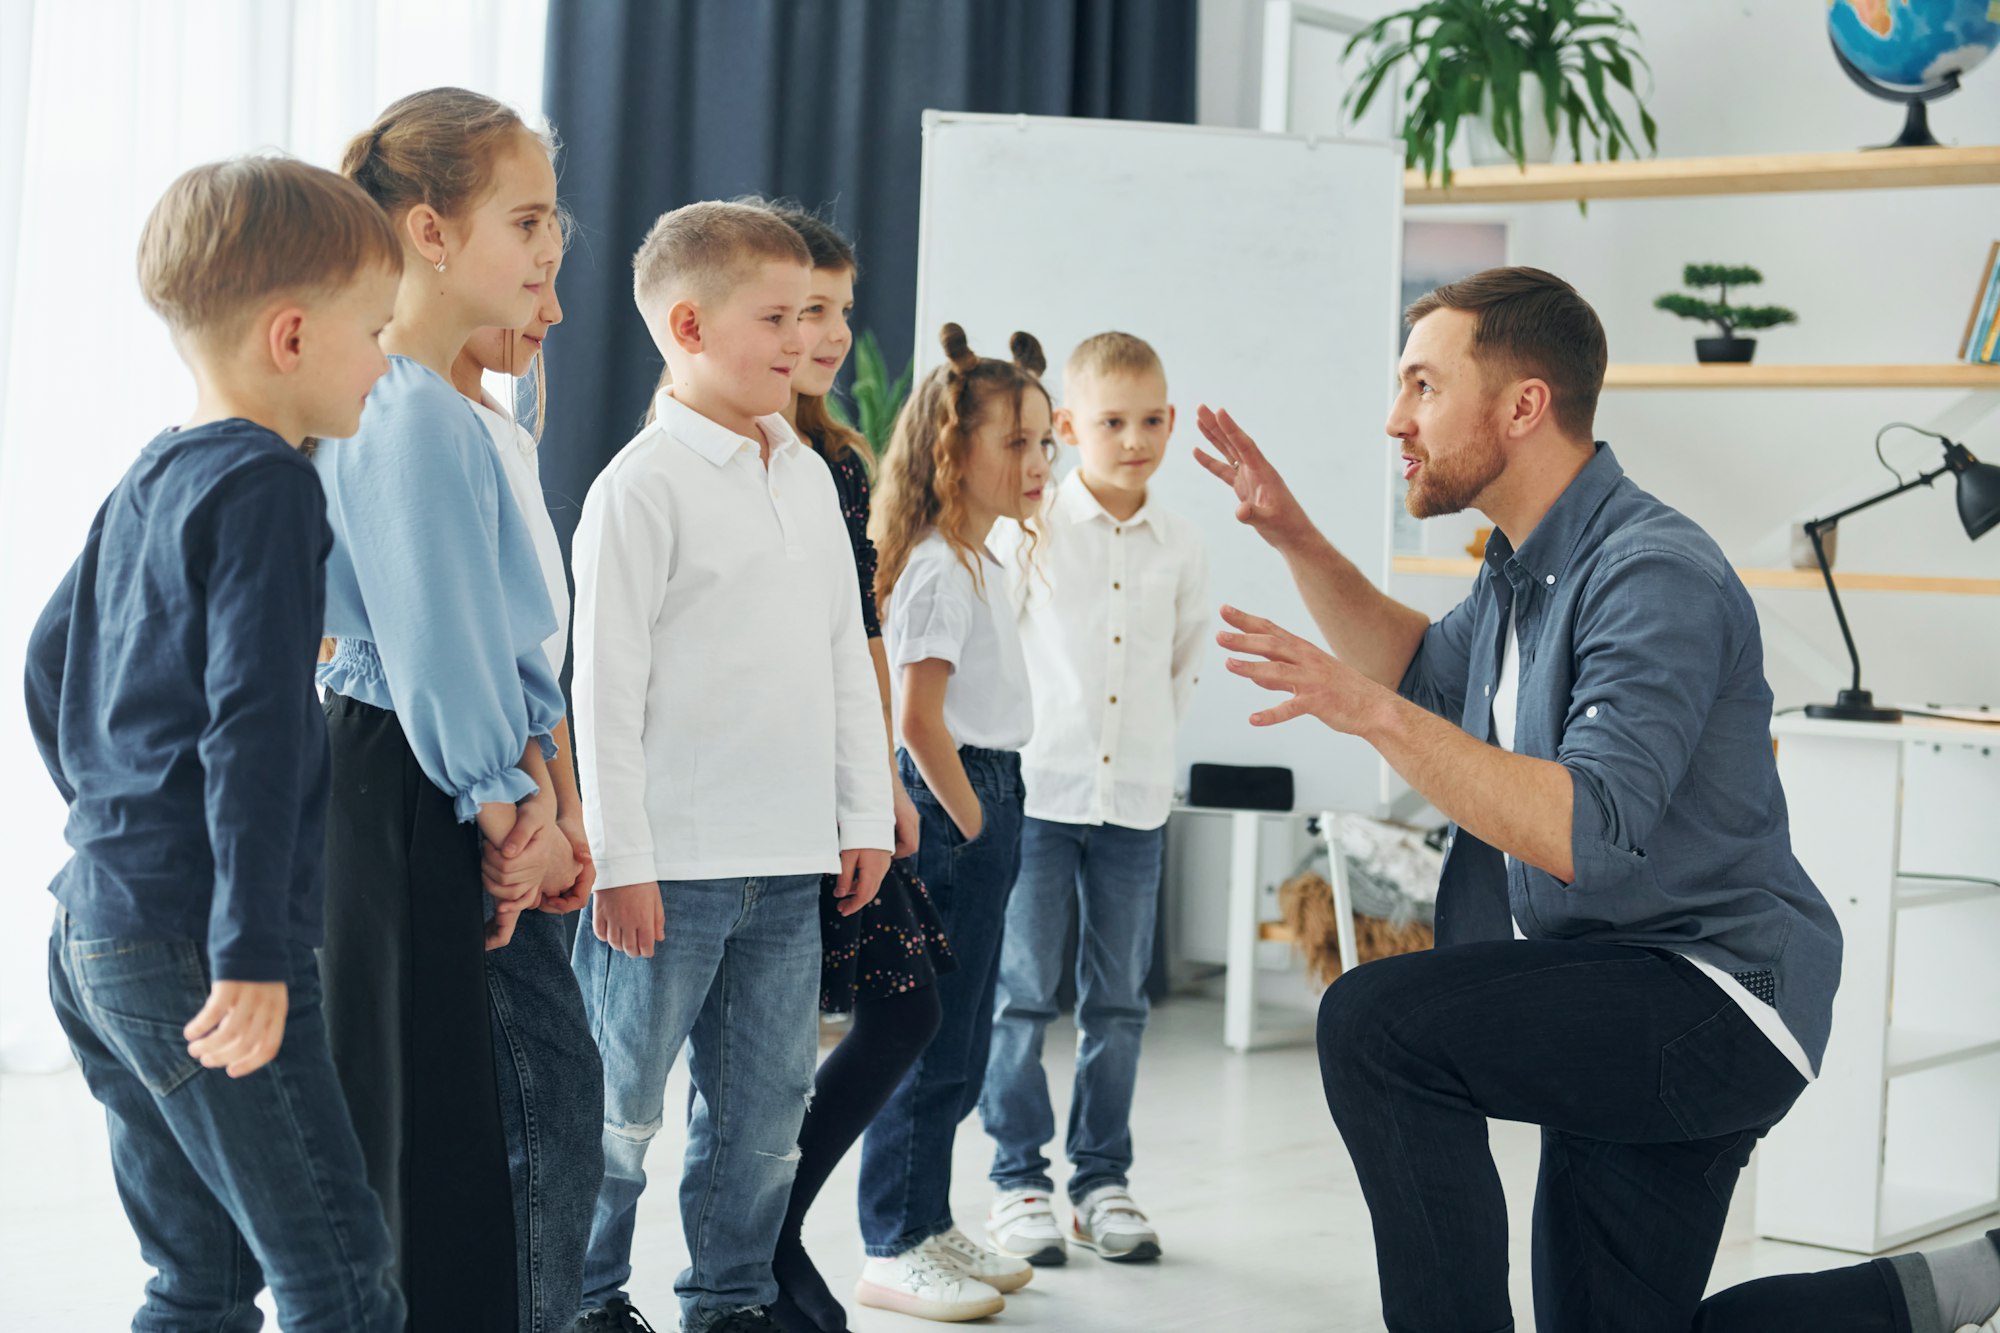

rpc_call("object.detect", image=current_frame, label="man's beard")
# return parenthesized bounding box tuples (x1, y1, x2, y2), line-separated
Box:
(1405, 427, 1505, 520)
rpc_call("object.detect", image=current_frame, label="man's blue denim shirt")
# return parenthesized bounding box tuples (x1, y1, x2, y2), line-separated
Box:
(1399, 443, 1843, 1071)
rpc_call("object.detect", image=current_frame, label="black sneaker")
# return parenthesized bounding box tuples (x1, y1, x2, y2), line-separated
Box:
(704, 1309, 785, 1333)
(574, 1299, 661, 1333)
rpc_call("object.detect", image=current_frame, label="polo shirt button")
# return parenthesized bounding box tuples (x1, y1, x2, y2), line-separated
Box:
(1102, 755, 1112, 763)
(1113, 581, 1121, 590)
(1109, 695, 1118, 704)
(1113, 635, 1122, 644)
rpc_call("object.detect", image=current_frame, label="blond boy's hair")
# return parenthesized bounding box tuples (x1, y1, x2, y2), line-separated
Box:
(138, 155, 401, 346)
(631, 200, 811, 316)
(1065, 331, 1165, 392)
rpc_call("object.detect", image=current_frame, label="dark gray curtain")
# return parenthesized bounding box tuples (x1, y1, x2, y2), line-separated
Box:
(536, 0, 1198, 560)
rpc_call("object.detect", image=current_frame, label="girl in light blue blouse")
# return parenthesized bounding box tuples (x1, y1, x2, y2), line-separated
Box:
(316, 88, 575, 1329)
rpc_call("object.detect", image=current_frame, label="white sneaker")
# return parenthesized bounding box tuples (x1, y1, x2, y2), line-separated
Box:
(857, 1246, 1006, 1323)
(987, 1187, 1068, 1266)
(927, 1225, 1034, 1293)
(1071, 1184, 1161, 1262)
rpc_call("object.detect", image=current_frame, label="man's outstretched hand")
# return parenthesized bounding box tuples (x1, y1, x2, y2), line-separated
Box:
(1216, 604, 1392, 735)
(1192, 407, 1317, 552)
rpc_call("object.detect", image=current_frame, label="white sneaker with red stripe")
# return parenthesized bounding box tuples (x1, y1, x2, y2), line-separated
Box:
(986, 1187, 1068, 1266)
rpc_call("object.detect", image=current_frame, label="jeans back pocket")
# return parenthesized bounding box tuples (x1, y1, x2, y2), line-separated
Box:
(69, 937, 210, 1097)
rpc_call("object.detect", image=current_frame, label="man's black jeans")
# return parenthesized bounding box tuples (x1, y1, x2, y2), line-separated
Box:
(1317, 939, 1808, 1333)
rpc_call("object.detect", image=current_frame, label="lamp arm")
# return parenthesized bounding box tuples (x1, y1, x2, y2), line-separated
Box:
(1800, 460, 1952, 698)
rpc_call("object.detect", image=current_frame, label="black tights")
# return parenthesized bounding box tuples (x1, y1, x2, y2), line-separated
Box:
(770, 985, 944, 1333)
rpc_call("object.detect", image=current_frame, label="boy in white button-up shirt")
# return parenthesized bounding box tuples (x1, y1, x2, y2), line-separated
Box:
(982, 333, 1207, 1267)
(568, 202, 893, 1333)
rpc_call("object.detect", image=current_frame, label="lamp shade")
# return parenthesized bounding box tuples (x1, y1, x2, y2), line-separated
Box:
(1955, 446, 2000, 540)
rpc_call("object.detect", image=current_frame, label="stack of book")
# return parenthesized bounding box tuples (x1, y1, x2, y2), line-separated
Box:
(1964, 242, 2000, 364)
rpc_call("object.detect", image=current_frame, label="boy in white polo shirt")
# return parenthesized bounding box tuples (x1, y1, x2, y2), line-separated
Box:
(569, 201, 893, 1333)
(981, 332, 1208, 1266)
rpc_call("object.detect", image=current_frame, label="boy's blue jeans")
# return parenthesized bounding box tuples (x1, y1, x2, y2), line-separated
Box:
(858, 747, 1023, 1256)
(46, 911, 401, 1333)
(488, 907, 605, 1333)
(980, 816, 1165, 1202)
(572, 875, 820, 1332)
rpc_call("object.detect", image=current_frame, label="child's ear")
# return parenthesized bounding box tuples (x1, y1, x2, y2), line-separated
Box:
(1164, 403, 1178, 437)
(265, 307, 308, 374)
(668, 299, 703, 355)
(404, 205, 447, 272)
(1052, 405, 1078, 446)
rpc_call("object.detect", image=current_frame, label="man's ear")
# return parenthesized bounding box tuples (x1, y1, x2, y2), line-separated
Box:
(1053, 405, 1078, 446)
(668, 299, 703, 355)
(1509, 378, 1554, 439)
(265, 306, 308, 374)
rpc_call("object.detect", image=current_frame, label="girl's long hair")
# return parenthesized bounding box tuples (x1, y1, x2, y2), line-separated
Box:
(870, 322, 1047, 615)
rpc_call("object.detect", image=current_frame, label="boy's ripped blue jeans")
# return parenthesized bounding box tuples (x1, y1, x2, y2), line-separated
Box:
(571, 875, 820, 1332)
(46, 911, 401, 1333)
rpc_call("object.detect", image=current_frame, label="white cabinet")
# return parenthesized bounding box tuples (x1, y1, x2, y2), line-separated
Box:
(1754, 713, 2000, 1252)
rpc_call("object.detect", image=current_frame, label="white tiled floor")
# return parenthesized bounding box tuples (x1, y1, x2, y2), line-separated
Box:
(2, 996, 1988, 1331)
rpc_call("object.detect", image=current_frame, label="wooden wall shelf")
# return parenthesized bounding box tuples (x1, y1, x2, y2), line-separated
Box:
(1391, 555, 2000, 597)
(1405, 146, 2000, 205)
(1604, 364, 2000, 390)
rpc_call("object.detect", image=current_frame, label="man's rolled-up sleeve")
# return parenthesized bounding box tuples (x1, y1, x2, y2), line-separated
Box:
(1541, 549, 1735, 907)
(1397, 574, 1486, 721)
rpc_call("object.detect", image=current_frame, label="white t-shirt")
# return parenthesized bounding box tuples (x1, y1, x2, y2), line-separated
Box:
(468, 398, 570, 676)
(885, 529, 1033, 752)
(1492, 612, 1814, 1081)
(996, 474, 1209, 831)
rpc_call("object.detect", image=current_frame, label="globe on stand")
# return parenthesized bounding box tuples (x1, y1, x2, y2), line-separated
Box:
(1827, 0, 2000, 148)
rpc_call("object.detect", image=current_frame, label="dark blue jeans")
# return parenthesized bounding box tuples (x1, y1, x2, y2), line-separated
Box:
(858, 746, 1024, 1256)
(47, 912, 401, 1332)
(488, 907, 605, 1333)
(1317, 939, 1808, 1333)
(981, 816, 1164, 1201)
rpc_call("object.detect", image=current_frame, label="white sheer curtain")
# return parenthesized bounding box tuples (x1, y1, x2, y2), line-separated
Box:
(0, 0, 549, 1072)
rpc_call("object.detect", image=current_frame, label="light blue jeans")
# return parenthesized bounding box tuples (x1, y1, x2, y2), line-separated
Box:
(571, 875, 820, 1333)
(980, 817, 1165, 1201)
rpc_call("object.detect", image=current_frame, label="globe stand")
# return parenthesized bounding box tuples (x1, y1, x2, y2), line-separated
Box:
(1831, 35, 1962, 149)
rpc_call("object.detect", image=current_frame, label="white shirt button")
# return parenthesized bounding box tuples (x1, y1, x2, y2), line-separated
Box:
(1544, 574, 1555, 585)
(1484, 684, 1491, 696)
(1586, 705, 1599, 718)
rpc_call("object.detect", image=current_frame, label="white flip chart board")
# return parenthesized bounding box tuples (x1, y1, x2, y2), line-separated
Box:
(913, 110, 1404, 813)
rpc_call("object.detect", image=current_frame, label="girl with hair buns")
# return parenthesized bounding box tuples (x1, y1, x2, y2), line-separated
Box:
(851, 324, 1054, 1324)
(316, 86, 572, 1328)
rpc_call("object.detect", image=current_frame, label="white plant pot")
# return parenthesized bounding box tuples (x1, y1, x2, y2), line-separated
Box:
(1464, 79, 1556, 167)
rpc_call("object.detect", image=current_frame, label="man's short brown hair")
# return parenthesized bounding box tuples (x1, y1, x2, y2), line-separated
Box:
(1405, 267, 1606, 439)
(137, 154, 401, 344)
(632, 200, 812, 315)
(1065, 331, 1165, 391)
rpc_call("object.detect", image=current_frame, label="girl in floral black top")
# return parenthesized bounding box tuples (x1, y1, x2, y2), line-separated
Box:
(755, 201, 955, 1333)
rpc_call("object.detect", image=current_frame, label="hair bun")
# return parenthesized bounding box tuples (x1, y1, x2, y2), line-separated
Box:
(939, 322, 978, 373)
(1009, 331, 1046, 377)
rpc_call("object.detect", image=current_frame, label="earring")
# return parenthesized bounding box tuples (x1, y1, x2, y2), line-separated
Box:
(433, 257, 447, 274)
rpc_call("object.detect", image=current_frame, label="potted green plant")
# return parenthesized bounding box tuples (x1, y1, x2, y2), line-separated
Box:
(1342, 0, 1658, 188)
(1654, 264, 1798, 364)
(826, 329, 913, 459)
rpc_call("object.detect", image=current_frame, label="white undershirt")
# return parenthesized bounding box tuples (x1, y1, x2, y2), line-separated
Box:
(1492, 613, 1814, 1081)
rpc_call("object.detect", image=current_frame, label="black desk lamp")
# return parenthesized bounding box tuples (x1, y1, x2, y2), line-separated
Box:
(1803, 434, 2000, 722)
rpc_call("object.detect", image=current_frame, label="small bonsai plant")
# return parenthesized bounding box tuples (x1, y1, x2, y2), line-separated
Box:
(1341, 0, 1658, 189)
(826, 329, 913, 459)
(1654, 264, 1798, 364)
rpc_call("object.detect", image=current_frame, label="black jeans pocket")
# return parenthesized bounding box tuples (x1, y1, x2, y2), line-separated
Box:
(1658, 1004, 1807, 1143)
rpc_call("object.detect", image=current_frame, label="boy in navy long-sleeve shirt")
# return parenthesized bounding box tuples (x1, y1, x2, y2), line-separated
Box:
(24, 156, 407, 1332)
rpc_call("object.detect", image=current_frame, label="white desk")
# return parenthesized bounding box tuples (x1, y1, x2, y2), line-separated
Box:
(1754, 712, 2000, 1252)
(1169, 805, 1358, 1052)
